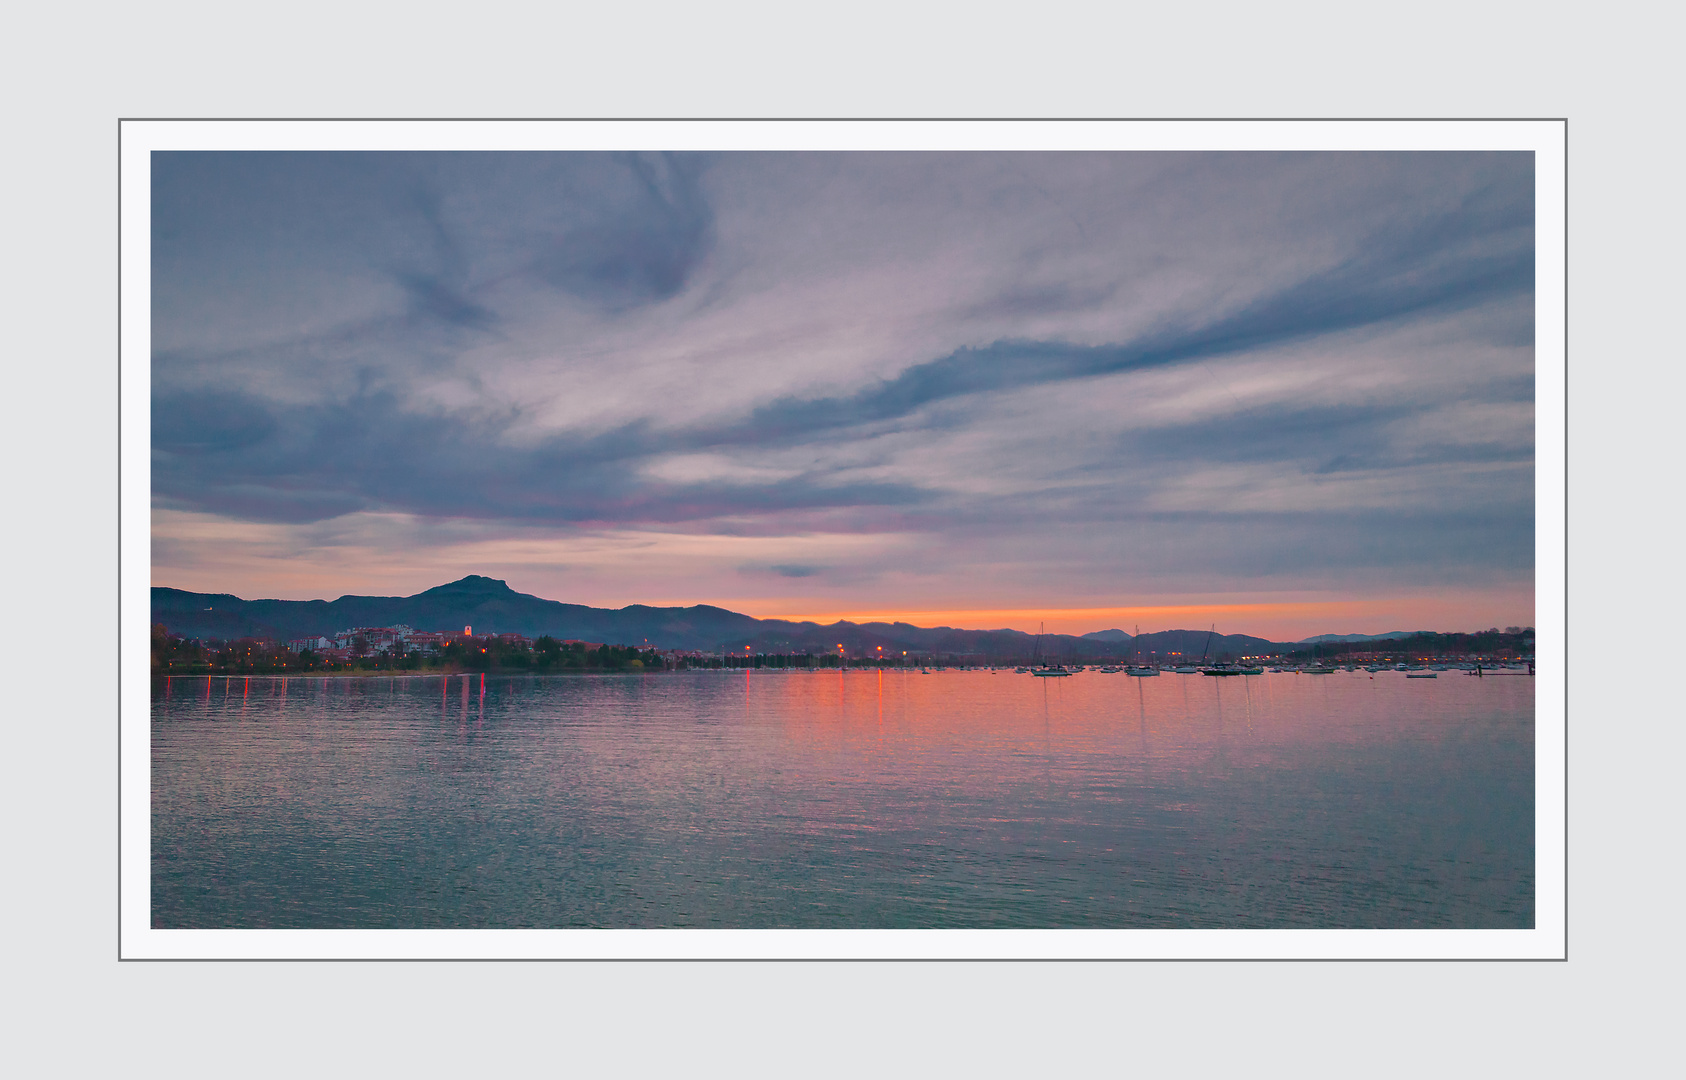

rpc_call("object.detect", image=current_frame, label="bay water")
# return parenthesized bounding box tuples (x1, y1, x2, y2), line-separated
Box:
(152, 668, 1533, 928)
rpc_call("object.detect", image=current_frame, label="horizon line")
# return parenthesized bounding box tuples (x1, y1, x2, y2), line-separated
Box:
(150, 579, 1530, 643)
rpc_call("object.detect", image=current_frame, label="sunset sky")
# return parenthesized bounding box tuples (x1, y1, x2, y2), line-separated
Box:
(150, 150, 1535, 640)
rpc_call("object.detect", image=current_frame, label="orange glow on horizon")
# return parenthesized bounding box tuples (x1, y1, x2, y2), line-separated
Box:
(745, 602, 1339, 628)
(715, 596, 1535, 640)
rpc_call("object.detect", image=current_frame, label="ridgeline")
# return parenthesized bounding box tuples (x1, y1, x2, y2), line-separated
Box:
(152, 575, 1533, 663)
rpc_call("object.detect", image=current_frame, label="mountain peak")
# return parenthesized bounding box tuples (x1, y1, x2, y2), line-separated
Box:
(422, 575, 515, 596)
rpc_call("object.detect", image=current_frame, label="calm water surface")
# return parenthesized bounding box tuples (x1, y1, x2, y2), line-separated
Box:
(152, 669, 1533, 928)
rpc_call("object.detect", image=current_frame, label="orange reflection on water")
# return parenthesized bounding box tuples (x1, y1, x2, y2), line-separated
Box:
(682, 666, 1535, 799)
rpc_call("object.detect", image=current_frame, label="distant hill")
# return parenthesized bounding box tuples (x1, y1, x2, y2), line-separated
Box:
(722, 621, 1131, 660)
(152, 577, 1164, 658)
(1297, 631, 1429, 644)
(1124, 629, 1282, 661)
(151, 576, 764, 652)
(1083, 626, 1290, 659)
(153, 576, 1449, 659)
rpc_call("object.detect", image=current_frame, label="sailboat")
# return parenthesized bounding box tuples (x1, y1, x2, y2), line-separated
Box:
(1126, 625, 1159, 676)
(1029, 621, 1072, 676)
(1200, 624, 1242, 675)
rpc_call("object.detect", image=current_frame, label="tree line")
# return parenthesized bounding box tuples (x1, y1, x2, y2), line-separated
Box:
(151, 626, 670, 675)
(1283, 628, 1534, 661)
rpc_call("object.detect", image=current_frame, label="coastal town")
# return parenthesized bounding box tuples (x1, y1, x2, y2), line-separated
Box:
(152, 621, 699, 675)
(151, 618, 1533, 678)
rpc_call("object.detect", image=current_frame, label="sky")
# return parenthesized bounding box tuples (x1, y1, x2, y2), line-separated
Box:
(150, 150, 1535, 640)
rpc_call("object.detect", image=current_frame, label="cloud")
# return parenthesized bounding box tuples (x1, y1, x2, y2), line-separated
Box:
(150, 386, 934, 526)
(150, 152, 717, 384)
(528, 153, 714, 307)
(149, 150, 1536, 618)
(716, 180, 1531, 448)
(152, 391, 277, 455)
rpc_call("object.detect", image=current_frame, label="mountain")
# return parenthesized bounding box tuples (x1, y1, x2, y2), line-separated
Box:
(153, 576, 1412, 659)
(151, 575, 764, 652)
(722, 621, 1127, 660)
(1296, 631, 1429, 644)
(1124, 629, 1281, 660)
(152, 576, 1141, 657)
